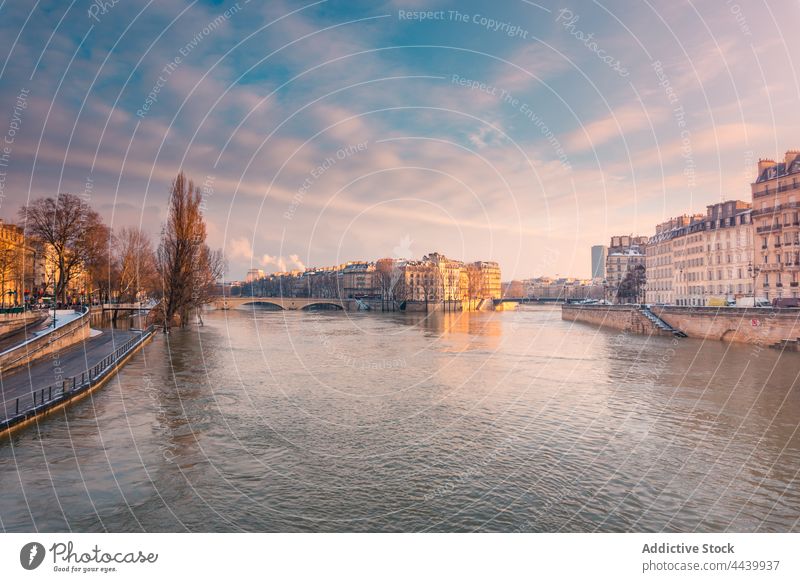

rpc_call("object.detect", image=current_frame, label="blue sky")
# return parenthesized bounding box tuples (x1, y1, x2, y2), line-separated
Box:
(0, 0, 798, 279)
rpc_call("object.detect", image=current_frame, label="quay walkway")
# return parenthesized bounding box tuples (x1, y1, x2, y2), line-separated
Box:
(0, 327, 154, 434)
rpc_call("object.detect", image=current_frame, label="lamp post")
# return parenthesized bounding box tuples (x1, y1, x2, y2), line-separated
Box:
(747, 262, 760, 302)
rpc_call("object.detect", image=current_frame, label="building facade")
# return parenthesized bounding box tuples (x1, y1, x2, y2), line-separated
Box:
(471, 261, 502, 299)
(341, 262, 376, 298)
(751, 151, 800, 300)
(645, 202, 753, 306)
(703, 201, 753, 304)
(645, 215, 700, 305)
(245, 268, 265, 283)
(525, 277, 604, 301)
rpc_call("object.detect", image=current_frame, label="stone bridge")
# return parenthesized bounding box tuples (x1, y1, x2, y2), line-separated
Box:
(213, 296, 353, 311)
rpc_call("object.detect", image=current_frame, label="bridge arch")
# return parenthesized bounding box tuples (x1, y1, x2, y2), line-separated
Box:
(214, 296, 349, 310)
(238, 300, 284, 310)
(301, 302, 344, 311)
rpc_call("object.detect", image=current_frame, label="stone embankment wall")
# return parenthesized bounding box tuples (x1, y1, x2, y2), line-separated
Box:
(0, 312, 46, 341)
(653, 306, 800, 345)
(0, 309, 91, 374)
(562, 304, 800, 345)
(561, 304, 672, 336)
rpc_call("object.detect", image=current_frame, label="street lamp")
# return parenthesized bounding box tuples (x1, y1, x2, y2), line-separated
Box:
(747, 262, 760, 302)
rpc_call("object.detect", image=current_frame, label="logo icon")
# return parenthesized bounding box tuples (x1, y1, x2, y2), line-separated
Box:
(20, 542, 45, 570)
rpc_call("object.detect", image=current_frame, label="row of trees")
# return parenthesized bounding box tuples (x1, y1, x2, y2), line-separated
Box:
(20, 193, 154, 305)
(16, 171, 224, 330)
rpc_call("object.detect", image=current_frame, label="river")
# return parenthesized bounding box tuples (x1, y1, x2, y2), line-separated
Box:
(1, 305, 798, 532)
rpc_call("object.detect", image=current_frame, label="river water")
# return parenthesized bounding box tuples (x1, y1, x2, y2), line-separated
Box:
(1, 305, 799, 532)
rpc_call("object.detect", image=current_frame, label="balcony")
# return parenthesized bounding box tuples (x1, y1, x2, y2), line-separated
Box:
(753, 183, 800, 198)
(792, 282, 799, 287)
(776, 242, 782, 248)
(757, 224, 782, 233)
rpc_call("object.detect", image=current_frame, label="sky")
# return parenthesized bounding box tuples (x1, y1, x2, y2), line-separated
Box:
(0, 0, 798, 280)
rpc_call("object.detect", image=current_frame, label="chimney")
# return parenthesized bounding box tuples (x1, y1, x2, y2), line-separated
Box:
(785, 150, 800, 167)
(758, 158, 777, 175)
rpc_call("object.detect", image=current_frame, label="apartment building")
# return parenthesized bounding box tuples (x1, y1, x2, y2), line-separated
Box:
(703, 200, 753, 304)
(751, 151, 800, 299)
(646, 215, 701, 305)
(471, 261, 502, 299)
(645, 202, 753, 306)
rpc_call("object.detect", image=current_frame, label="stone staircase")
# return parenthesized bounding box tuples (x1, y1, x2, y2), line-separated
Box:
(640, 306, 688, 337)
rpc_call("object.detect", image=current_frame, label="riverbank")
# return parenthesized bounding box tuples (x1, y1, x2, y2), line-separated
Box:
(562, 303, 800, 346)
(0, 308, 92, 375)
(0, 326, 156, 437)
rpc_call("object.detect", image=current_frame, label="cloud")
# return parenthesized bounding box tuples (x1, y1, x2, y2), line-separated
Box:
(228, 237, 254, 260)
(289, 254, 306, 271)
(258, 254, 306, 273)
(564, 104, 666, 153)
(260, 254, 287, 271)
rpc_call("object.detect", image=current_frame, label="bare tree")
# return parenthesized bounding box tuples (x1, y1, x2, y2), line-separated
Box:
(418, 264, 441, 311)
(375, 258, 396, 311)
(445, 266, 460, 312)
(19, 193, 105, 304)
(466, 264, 483, 311)
(618, 264, 646, 304)
(392, 277, 408, 307)
(156, 172, 225, 330)
(114, 227, 157, 303)
(190, 245, 225, 325)
(83, 222, 113, 304)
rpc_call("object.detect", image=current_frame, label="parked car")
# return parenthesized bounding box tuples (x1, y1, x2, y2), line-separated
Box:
(733, 297, 771, 308)
(772, 297, 800, 308)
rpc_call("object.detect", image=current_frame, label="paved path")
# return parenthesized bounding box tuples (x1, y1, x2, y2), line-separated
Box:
(0, 329, 138, 420)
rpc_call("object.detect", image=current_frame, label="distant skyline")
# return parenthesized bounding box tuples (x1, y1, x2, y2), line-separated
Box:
(0, 0, 798, 280)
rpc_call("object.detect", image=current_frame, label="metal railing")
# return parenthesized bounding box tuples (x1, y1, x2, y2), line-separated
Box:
(0, 324, 155, 431)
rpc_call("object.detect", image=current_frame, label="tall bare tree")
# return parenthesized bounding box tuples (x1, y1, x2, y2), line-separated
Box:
(156, 172, 225, 330)
(19, 193, 105, 304)
(375, 258, 396, 311)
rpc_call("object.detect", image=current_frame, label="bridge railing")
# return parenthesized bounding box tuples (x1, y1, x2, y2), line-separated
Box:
(0, 325, 156, 432)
